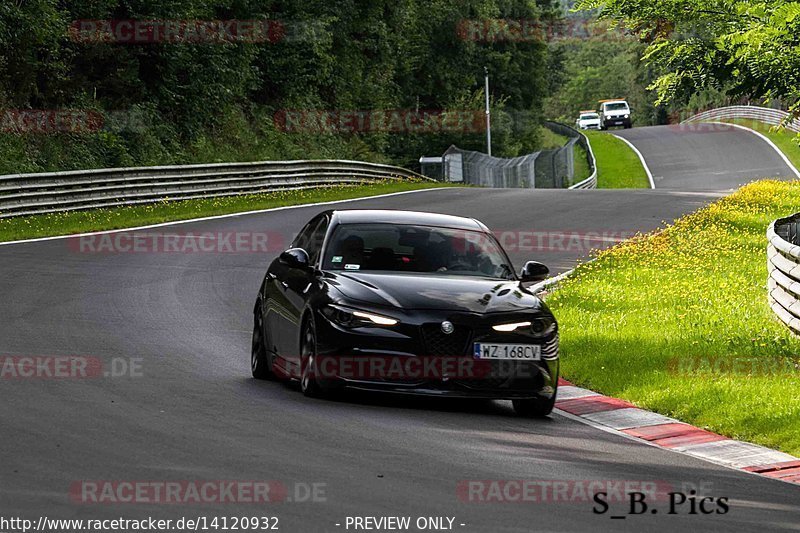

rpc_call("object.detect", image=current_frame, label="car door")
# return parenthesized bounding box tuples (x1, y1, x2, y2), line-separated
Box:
(276, 214, 329, 369)
(265, 216, 319, 371)
(281, 215, 329, 359)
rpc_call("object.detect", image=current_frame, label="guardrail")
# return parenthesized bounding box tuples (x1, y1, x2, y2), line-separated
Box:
(768, 214, 800, 333)
(682, 105, 800, 133)
(543, 122, 597, 189)
(568, 130, 598, 190)
(0, 160, 430, 218)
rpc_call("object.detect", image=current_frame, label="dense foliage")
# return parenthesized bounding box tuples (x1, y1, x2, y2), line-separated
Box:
(576, 0, 800, 115)
(543, 19, 663, 125)
(0, 0, 561, 173)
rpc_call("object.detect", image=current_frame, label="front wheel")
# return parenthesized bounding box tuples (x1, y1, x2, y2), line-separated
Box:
(513, 396, 556, 418)
(251, 306, 274, 380)
(300, 318, 324, 398)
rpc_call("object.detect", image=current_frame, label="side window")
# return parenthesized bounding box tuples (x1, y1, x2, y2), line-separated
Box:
(305, 216, 329, 265)
(292, 217, 320, 249)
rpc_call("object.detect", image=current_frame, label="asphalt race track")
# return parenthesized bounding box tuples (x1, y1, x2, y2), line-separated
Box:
(2, 125, 799, 532)
(615, 122, 796, 190)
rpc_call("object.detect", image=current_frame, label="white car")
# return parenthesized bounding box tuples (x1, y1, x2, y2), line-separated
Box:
(575, 111, 601, 130)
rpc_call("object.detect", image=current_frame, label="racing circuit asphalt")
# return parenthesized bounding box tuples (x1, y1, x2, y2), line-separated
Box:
(1, 123, 799, 532)
(615, 122, 797, 190)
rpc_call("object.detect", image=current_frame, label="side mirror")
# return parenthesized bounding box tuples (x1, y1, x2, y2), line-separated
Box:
(519, 261, 549, 283)
(279, 248, 310, 270)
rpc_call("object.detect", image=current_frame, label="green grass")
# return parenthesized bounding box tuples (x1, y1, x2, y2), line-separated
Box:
(0, 180, 454, 243)
(547, 180, 800, 455)
(583, 130, 650, 188)
(572, 142, 592, 185)
(719, 118, 800, 171)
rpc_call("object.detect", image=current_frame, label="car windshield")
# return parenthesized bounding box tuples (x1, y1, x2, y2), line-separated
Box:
(581, 113, 599, 119)
(605, 103, 629, 111)
(323, 223, 514, 279)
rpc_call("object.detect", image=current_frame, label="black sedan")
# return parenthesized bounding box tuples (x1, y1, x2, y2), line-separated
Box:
(251, 209, 559, 416)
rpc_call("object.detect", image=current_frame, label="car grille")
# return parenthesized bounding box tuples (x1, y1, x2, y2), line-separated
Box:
(454, 331, 557, 390)
(420, 323, 471, 357)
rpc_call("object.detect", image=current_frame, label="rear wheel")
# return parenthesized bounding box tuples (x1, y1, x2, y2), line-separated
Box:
(513, 395, 556, 418)
(251, 306, 274, 380)
(300, 318, 324, 398)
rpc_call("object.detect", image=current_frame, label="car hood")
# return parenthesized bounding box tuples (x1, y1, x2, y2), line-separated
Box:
(325, 272, 543, 313)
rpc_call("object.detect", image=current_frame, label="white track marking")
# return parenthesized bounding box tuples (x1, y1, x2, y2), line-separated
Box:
(705, 121, 800, 178)
(612, 134, 657, 189)
(554, 408, 800, 487)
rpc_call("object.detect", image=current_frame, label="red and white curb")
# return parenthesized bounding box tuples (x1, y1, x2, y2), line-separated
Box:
(555, 378, 800, 485)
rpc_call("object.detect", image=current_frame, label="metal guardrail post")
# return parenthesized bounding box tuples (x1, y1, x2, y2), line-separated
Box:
(682, 105, 800, 133)
(768, 214, 800, 334)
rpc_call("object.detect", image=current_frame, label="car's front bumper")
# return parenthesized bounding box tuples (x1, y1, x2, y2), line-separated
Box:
(312, 308, 559, 400)
(603, 117, 631, 127)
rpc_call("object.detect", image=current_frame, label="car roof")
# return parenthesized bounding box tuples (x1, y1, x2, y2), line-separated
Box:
(329, 209, 488, 231)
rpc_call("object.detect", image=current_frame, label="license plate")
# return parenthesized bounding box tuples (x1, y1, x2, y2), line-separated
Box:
(473, 343, 541, 361)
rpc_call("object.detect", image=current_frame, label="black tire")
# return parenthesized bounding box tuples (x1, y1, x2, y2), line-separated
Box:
(251, 306, 274, 380)
(512, 395, 556, 418)
(300, 317, 324, 398)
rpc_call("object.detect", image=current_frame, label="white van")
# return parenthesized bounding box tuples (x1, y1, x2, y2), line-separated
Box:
(598, 99, 632, 130)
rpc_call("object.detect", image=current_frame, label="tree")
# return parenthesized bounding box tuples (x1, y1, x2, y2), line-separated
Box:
(576, 0, 800, 115)
(543, 35, 659, 125)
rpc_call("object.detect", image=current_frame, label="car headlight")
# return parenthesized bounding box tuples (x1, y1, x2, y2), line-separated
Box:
(322, 305, 398, 327)
(492, 317, 555, 336)
(492, 321, 531, 332)
(624, 114, 629, 118)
